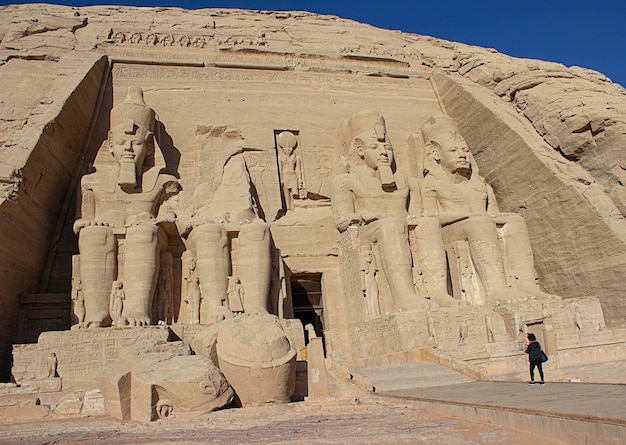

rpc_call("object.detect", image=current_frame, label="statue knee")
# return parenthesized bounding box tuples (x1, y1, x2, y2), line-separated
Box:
(78, 225, 114, 251)
(189, 223, 227, 244)
(465, 216, 498, 239)
(239, 221, 270, 242)
(126, 224, 160, 245)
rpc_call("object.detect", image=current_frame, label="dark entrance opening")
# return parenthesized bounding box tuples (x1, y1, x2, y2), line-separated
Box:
(290, 273, 324, 346)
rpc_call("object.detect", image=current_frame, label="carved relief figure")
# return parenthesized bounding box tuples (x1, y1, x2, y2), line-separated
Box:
(331, 113, 427, 312)
(309, 153, 333, 198)
(426, 311, 438, 347)
(359, 246, 380, 319)
(177, 126, 271, 324)
(73, 86, 179, 328)
(485, 314, 496, 343)
(276, 131, 306, 211)
(420, 115, 542, 305)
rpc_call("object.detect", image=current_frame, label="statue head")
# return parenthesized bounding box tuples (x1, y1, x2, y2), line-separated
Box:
(346, 113, 393, 171)
(108, 86, 156, 189)
(342, 113, 396, 191)
(277, 131, 297, 156)
(422, 116, 471, 176)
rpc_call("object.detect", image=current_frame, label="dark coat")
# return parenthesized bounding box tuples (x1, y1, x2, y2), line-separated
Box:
(525, 340, 542, 362)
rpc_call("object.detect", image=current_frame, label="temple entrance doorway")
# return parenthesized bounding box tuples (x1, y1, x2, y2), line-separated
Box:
(290, 273, 324, 349)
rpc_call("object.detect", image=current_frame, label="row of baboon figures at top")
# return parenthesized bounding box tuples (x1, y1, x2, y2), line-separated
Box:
(69, 86, 553, 329)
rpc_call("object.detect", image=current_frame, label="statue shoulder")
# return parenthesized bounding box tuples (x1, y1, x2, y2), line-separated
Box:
(80, 173, 96, 190)
(421, 173, 442, 194)
(331, 172, 356, 189)
(80, 169, 117, 193)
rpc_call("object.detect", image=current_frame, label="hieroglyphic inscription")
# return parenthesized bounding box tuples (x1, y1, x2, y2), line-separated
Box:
(112, 64, 422, 91)
(340, 45, 423, 60)
(107, 30, 268, 49)
(303, 146, 333, 199)
(350, 311, 429, 358)
(36, 327, 170, 381)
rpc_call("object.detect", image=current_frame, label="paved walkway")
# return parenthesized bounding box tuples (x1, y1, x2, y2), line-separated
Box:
(377, 381, 626, 424)
(376, 381, 626, 445)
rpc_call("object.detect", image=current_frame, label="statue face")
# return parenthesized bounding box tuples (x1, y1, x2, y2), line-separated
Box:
(109, 127, 150, 169)
(435, 134, 470, 174)
(357, 136, 394, 171)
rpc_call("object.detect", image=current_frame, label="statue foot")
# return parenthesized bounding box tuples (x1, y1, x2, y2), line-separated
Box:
(494, 288, 561, 305)
(124, 313, 151, 327)
(396, 295, 430, 312)
(429, 293, 464, 308)
(79, 312, 110, 329)
(84, 320, 107, 329)
(204, 306, 233, 325)
(244, 306, 269, 315)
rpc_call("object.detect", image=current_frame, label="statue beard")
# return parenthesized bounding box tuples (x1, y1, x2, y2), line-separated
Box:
(118, 160, 138, 189)
(377, 164, 396, 191)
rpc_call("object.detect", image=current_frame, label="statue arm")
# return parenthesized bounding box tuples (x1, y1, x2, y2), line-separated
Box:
(156, 175, 181, 224)
(422, 179, 468, 226)
(331, 175, 361, 232)
(73, 181, 98, 234)
(486, 183, 501, 214)
(407, 177, 423, 218)
(421, 180, 439, 215)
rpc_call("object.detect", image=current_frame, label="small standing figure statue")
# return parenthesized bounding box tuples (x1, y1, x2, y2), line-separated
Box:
(186, 276, 201, 324)
(574, 306, 583, 331)
(426, 311, 438, 347)
(110, 281, 126, 327)
(47, 353, 58, 378)
(359, 246, 380, 319)
(71, 278, 85, 326)
(485, 314, 496, 343)
(276, 131, 306, 211)
(458, 318, 469, 345)
(227, 276, 245, 313)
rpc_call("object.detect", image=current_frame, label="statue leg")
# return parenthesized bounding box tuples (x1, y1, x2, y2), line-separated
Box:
(412, 217, 458, 306)
(78, 225, 116, 328)
(188, 224, 230, 324)
(375, 218, 428, 311)
(463, 216, 508, 304)
(238, 221, 272, 314)
(499, 214, 537, 292)
(122, 225, 162, 326)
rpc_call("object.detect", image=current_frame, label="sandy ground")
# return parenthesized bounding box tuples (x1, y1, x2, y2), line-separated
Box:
(0, 397, 568, 445)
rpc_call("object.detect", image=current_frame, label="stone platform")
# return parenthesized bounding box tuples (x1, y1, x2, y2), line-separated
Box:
(377, 380, 626, 445)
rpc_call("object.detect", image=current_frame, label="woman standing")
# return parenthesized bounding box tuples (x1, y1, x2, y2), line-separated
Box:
(525, 333, 545, 385)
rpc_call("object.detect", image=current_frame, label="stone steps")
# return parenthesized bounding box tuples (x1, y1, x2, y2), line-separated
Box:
(351, 361, 474, 392)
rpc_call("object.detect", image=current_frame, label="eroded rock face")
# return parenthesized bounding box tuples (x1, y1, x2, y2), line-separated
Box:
(1, 4, 626, 388)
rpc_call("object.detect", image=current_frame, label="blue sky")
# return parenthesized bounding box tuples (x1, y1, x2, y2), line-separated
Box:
(4, 0, 625, 87)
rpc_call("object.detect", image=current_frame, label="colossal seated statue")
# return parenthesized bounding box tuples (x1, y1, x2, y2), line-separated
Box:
(73, 86, 179, 328)
(330, 113, 429, 312)
(419, 115, 546, 305)
(176, 125, 272, 325)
